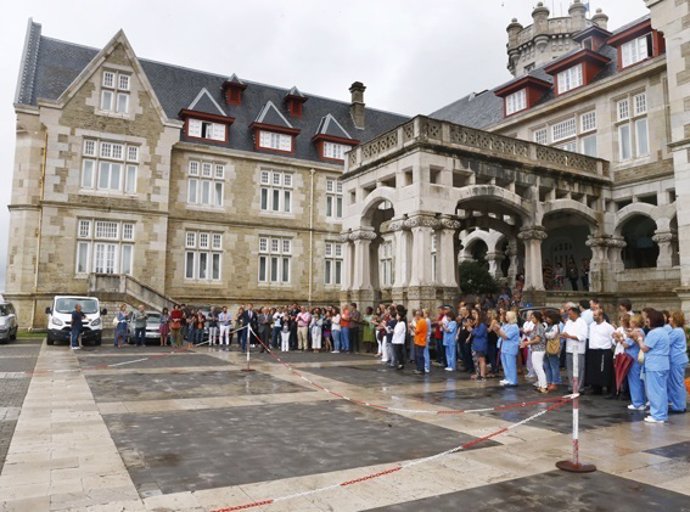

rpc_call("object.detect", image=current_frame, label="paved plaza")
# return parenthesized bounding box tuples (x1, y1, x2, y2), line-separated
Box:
(0, 338, 689, 511)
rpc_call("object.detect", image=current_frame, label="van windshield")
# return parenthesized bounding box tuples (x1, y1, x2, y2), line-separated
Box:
(55, 298, 99, 314)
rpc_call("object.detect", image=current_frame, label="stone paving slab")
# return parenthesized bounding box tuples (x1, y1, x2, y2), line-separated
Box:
(251, 350, 377, 364)
(302, 364, 461, 386)
(406, 385, 646, 434)
(0, 345, 42, 357)
(77, 353, 230, 370)
(104, 400, 498, 496)
(85, 370, 313, 402)
(645, 440, 690, 462)
(0, 359, 40, 373)
(365, 470, 690, 511)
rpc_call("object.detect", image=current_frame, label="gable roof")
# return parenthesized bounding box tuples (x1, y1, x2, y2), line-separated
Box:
(16, 20, 409, 164)
(315, 113, 353, 139)
(187, 88, 226, 116)
(254, 100, 294, 128)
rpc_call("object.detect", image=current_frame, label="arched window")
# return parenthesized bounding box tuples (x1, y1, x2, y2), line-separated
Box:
(620, 215, 658, 269)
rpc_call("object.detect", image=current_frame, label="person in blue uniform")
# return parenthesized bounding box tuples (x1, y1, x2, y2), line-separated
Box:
(493, 310, 520, 387)
(634, 310, 670, 423)
(617, 314, 647, 411)
(668, 311, 688, 414)
(442, 307, 458, 372)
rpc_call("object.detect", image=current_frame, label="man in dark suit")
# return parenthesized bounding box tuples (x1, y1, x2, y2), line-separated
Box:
(241, 303, 259, 351)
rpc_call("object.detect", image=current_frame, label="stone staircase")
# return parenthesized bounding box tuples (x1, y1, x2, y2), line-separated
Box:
(87, 274, 176, 325)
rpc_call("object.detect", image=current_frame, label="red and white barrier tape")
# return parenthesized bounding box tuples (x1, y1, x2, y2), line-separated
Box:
(245, 326, 574, 416)
(211, 396, 572, 511)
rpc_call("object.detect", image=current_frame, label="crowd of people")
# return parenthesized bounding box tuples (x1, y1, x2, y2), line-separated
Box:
(112, 294, 688, 424)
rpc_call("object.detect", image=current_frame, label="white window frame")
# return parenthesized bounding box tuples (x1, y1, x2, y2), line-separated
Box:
(621, 34, 651, 69)
(379, 240, 394, 288)
(557, 64, 583, 94)
(533, 128, 548, 145)
(616, 92, 649, 161)
(75, 219, 134, 276)
(258, 130, 293, 152)
(326, 178, 343, 219)
(324, 241, 343, 286)
(551, 117, 577, 142)
(323, 142, 350, 160)
(184, 230, 223, 282)
(260, 170, 293, 214)
(505, 89, 527, 115)
(100, 70, 131, 115)
(187, 119, 226, 142)
(187, 160, 225, 208)
(81, 138, 139, 195)
(258, 235, 292, 285)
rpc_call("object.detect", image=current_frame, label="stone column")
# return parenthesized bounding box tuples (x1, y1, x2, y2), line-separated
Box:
(586, 235, 612, 293)
(506, 240, 518, 288)
(438, 216, 461, 288)
(485, 251, 505, 280)
(608, 236, 626, 274)
(652, 231, 675, 269)
(349, 228, 377, 308)
(405, 214, 440, 312)
(390, 218, 409, 305)
(518, 226, 547, 305)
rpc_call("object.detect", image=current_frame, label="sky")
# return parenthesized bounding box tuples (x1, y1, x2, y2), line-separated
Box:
(0, 0, 650, 292)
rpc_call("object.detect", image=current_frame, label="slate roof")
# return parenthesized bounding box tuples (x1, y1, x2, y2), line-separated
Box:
(430, 15, 649, 130)
(186, 88, 226, 116)
(16, 20, 408, 164)
(315, 113, 353, 139)
(254, 100, 294, 128)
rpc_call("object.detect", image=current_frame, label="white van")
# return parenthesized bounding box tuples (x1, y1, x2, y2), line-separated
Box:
(46, 296, 107, 346)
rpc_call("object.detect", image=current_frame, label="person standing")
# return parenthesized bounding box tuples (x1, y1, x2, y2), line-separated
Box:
(562, 307, 588, 393)
(469, 309, 489, 381)
(581, 259, 590, 291)
(668, 311, 689, 414)
(493, 311, 520, 387)
(432, 308, 446, 368)
(423, 309, 432, 374)
(350, 303, 361, 354)
(271, 308, 283, 349)
(114, 303, 129, 348)
(442, 307, 458, 372)
(586, 308, 616, 395)
(521, 311, 547, 393)
(236, 306, 247, 352)
(361, 306, 376, 353)
(296, 306, 311, 351)
(544, 311, 562, 391)
(280, 309, 291, 352)
(70, 303, 85, 350)
(340, 305, 351, 353)
(331, 307, 342, 353)
(159, 307, 170, 347)
(133, 305, 147, 347)
(170, 304, 184, 348)
(193, 310, 206, 347)
(391, 309, 407, 370)
(218, 306, 232, 349)
(567, 258, 579, 291)
(207, 309, 219, 346)
(457, 306, 474, 373)
(635, 310, 670, 423)
(412, 310, 428, 375)
(244, 304, 259, 347)
(616, 314, 647, 411)
(257, 307, 272, 352)
(310, 308, 323, 352)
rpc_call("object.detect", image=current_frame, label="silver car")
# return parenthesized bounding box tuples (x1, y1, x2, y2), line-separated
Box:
(128, 311, 163, 344)
(0, 302, 18, 342)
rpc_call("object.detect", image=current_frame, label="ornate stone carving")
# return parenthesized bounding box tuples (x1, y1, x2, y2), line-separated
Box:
(403, 215, 440, 229)
(338, 233, 351, 243)
(439, 216, 462, 231)
(349, 229, 377, 242)
(386, 219, 406, 232)
(652, 231, 675, 244)
(517, 226, 548, 241)
(585, 236, 609, 248)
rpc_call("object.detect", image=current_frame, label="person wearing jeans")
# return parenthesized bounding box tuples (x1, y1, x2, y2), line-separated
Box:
(331, 309, 342, 353)
(544, 312, 562, 390)
(340, 306, 351, 353)
(133, 305, 147, 347)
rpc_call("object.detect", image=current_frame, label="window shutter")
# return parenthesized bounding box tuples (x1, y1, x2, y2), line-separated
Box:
(188, 119, 202, 138)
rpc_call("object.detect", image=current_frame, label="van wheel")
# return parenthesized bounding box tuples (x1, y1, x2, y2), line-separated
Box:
(11, 328, 17, 341)
(95, 336, 102, 346)
(46, 336, 54, 346)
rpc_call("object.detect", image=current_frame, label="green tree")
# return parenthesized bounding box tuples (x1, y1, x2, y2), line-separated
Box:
(458, 260, 498, 295)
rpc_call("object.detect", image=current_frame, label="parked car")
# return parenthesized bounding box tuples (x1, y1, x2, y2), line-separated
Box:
(46, 296, 107, 346)
(127, 311, 163, 345)
(0, 302, 18, 343)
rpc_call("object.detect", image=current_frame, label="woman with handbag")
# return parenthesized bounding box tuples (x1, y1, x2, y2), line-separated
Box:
(114, 303, 129, 348)
(544, 311, 562, 391)
(633, 310, 670, 423)
(169, 304, 184, 348)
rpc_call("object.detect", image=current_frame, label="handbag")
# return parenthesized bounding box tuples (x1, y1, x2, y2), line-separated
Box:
(112, 316, 119, 327)
(546, 338, 561, 356)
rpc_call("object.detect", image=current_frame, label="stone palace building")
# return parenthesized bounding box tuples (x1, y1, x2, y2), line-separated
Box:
(6, 0, 690, 326)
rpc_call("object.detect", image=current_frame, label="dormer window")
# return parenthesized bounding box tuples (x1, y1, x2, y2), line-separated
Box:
(557, 65, 583, 94)
(505, 89, 527, 115)
(312, 113, 359, 162)
(494, 76, 551, 117)
(323, 142, 349, 161)
(188, 119, 226, 142)
(620, 34, 653, 68)
(259, 130, 292, 152)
